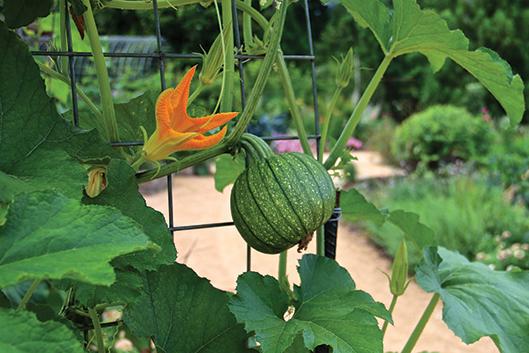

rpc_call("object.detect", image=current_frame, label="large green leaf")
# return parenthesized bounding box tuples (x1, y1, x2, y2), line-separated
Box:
(340, 189, 435, 249)
(2, 0, 53, 28)
(123, 263, 251, 353)
(0, 21, 116, 169)
(73, 269, 143, 308)
(340, 188, 387, 226)
(416, 247, 529, 353)
(325, 0, 525, 124)
(0, 308, 84, 353)
(322, 0, 391, 53)
(390, 0, 525, 124)
(388, 209, 435, 250)
(229, 254, 389, 353)
(214, 153, 245, 192)
(0, 191, 157, 288)
(84, 159, 176, 269)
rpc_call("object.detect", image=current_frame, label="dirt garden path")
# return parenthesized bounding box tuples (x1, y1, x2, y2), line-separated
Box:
(142, 151, 495, 353)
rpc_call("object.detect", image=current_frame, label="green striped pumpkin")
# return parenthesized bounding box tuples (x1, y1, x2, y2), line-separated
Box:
(230, 152, 336, 254)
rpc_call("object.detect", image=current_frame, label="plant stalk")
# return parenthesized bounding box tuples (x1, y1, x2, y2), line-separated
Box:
(242, 0, 253, 48)
(59, 0, 68, 74)
(401, 294, 440, 353)
(277, 54, 313, 156)
(17, 279, 41, 310)
(39, 63, 103, 118)
(278, 251, 288, 290)
(324, 55, 393, 169)
(225, 0, 288, 145)
(220, 0, 235, 112)
(316, 225, 324, 256)
(382, 294, 398, 337)
(318, 87, 342, 161)
(88, 307, 106, 353)
(82, 0, 119, 142)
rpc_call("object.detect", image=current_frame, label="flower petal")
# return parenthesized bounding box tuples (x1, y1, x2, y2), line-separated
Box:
(186, 112, 238, 133)
(174, 126, 228, 151)
(155, 66, 197, 134)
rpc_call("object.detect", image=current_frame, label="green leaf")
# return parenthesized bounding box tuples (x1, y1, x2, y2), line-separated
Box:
(340, 188, 435, 251)
(322, 0, 391, 53)
(0, 191, 157, 288)
(416, 247, 529, 353)
(2, 0, 53, 28)
(83, 91, 157, 142)
(123, 263, 251, 353)
(388, 209, 436, 250)
(0, 308, 84, 353)
(73, 269, 143, 307)
(0, 21, 116, 170)
(229, 254, 389, 353)
(214, 153, 246, 192)
(390, 0, 525, 124)
(340, 188, 387, 226)
(84, 159, 177, 269)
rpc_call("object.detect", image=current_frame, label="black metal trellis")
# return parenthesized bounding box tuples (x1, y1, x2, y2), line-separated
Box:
(37, 0, 326, 342)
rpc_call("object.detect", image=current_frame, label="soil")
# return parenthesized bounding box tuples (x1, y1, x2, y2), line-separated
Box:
(141, 151, 496, 353)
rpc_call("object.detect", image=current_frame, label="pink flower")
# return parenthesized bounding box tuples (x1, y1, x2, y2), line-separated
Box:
(346, 137, 363, 150)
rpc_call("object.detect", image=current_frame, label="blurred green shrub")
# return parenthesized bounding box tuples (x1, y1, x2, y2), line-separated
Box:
(365, 176, 529, 269)
(486, 125, 529, 206)
(392, 105, 495, 171)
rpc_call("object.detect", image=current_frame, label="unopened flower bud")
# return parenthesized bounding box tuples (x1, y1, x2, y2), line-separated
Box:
(335, 47, 354, 88)
(390, 240, 409, 296)
(86, 166, 107, 198)
(199, 26, 233, 86)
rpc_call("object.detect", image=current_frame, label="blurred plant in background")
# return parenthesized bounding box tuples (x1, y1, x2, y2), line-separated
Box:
(362, 175, 529, 270)
(391, 105, 495, 172)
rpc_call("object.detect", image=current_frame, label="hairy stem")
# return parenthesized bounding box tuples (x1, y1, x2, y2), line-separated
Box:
(324, 55, 393, 170)
(382, 294, 398, 337)
(225, 0, 288, 145)
(88, 308, 106, 353)
(82, 0, 119, 142)
(277, 54, 313, 156)
(220, 0, 235, 112)
(39, 63, 103, 118)
(242, 0, 253, 48)
(318, 87, 342, 161)
(401, 294, 440, 353)
(17, 280, 40, 310)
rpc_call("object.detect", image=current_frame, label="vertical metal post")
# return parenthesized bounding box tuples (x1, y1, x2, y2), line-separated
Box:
(152, 0, 175, 236)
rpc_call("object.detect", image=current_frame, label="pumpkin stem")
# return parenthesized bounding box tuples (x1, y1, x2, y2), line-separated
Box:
(240, 133, 273, 165)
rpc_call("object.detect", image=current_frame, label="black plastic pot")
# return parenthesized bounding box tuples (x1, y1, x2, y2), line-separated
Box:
(324, 191, 341, 260)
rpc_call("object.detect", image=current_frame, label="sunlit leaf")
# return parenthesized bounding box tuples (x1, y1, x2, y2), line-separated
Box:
(416, 247, 529, 353)
(229, 254, 389, 353)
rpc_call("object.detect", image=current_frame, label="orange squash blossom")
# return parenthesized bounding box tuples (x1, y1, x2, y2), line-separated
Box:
(141, 65, 238, 164)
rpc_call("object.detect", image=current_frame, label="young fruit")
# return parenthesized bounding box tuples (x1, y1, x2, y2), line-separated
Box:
(230, 135, 336, 254)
